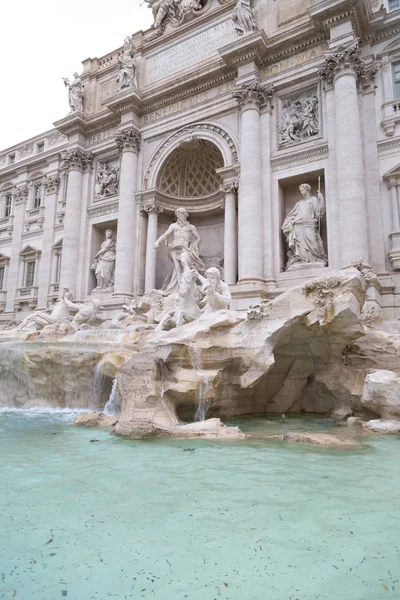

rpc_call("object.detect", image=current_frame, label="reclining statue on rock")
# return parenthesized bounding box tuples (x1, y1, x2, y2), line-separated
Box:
(197, 267, 231, 313)
(17, 287, 74, 331)
(63, 296, 103, 330)
(155, 268, 202, 331)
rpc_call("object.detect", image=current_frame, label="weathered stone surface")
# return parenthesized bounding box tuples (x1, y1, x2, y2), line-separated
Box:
(364, 419, 400, 434)
(74, 412, 118, 427)
(115, 269, 368, 435)
(361, 370, 400, 419)
(268, 432, 365, 447)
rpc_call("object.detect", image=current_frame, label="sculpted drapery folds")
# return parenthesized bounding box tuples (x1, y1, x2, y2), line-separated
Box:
(232, 0, 257, 36)
(146, 0, 202, 29)
(62, 73, 84, 113)
(154, 208, 205, 294)
(117, 36, 137, 90)
(91, 230, 116, 292)
(282, 183, 327, 270)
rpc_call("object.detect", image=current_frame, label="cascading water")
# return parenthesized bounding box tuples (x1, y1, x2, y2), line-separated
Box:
(188, 344, 211, 422)
(104, 379, 120, 416)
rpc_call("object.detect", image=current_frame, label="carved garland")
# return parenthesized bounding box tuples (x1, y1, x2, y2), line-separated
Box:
(143, 123, 239, 190)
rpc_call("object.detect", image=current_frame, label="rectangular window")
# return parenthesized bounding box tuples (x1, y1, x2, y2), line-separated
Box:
(394, 62, 400, 99)
(33, 185, 41, 208)
(389, 0, 400, 11)
(0, 266, 4, 290)
(4, 194, 12, 217)
(25, 260, 35, 287)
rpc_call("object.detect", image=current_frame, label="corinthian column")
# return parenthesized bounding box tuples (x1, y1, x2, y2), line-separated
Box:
(319, 43, 369, 264)
(143, 202, 163, 292)
(59, 149, 93, 295)
(221, 182, 238, 285)
(233, 81, 273, 283)
(37, 175, 60, 308)
(113, 128, 141, 298)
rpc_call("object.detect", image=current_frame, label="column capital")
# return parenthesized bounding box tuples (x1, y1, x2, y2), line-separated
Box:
(319, 41, 379, 89)
(233, 80, 273, 112)
(220, 180, 239, 195)
(43, 174, 60, 195)
(142, 201, 163, 215)
(115, 128, 141, 153)
(12, 185, 28, 205)
(61, 148, 93, 172)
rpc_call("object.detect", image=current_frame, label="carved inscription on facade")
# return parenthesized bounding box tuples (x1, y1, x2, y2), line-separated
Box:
(88, 128, 119, 148)
(146, 20, 236, 83)
(143, 81, 236, 124)
(262, 45, 328, 79)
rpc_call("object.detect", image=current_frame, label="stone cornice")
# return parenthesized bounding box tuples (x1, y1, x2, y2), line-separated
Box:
(53, 113, 90, 137)
(271, 143, 328, 172)
(115, 128, 141, 153)
(61, 148, 94, 172)
(219, 29, 269, 68)
(103, 87, 143, 116)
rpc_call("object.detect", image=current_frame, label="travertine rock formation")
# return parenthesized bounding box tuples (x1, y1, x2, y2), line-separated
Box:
(114, 268, 370, 436)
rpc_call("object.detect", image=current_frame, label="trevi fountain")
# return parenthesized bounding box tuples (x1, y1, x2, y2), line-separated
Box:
(1, 0, 400, 598)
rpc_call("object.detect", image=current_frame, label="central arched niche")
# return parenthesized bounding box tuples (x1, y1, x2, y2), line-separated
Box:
(154, 138, 225, 290)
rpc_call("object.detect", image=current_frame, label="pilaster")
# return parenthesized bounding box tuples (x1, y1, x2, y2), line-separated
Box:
(37, 175, 60, 308)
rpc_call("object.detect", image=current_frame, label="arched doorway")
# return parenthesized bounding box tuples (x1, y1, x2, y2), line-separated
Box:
(142, 135, 238, 291)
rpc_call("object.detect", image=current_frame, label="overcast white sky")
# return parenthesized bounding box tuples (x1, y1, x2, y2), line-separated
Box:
(0, 0, 153, 151)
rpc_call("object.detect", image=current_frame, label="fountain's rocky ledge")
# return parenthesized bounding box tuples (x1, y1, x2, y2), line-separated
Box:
(2, 267, 400, 440)
(73, 267, 400, 439)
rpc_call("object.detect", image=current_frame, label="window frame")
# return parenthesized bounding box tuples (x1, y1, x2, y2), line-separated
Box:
(24, 260, 36, 288)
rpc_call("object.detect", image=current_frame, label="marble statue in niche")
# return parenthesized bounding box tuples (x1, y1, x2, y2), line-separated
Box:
(91, 230, 116, 292)
(282, 183, 327, 270)
(95, 161, 119, 198)
(117, 36, 137, 90)
(62, 73, 84, 113)
(279, 91, 319, 146)
(153, 207, 205, 294)
(232, 0, 257, 36)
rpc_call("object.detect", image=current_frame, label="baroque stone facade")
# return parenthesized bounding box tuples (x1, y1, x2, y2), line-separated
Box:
(1, 0, 400, 319)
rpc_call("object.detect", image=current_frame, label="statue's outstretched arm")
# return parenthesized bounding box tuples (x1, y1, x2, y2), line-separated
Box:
(154, 225, 173, 248)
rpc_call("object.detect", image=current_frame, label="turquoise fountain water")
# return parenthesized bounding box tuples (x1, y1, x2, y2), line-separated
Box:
(1, 410, 399, 600)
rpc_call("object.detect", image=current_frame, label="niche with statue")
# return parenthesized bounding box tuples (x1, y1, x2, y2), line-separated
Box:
(279, 170, 328, 272)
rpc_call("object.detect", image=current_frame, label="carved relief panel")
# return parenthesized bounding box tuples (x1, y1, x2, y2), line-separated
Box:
(277, 84, 322, 149)
(94, 157, 120, 200)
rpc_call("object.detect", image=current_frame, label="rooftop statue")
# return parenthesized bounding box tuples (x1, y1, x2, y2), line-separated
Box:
(117, 35, 137, 90)
(154, 208, 205, 295)
(145, 0, 202, 29)
(232, 0, 257, 36)
(282, 183, 327, 270)
(62, 73, 84, 113)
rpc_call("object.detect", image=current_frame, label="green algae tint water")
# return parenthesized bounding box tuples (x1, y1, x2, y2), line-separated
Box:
(0, 410, 399, 600)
